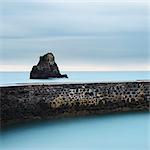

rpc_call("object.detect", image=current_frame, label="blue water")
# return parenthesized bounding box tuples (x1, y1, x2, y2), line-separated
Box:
(0, 71, 149, 150)
(0, 71, 149, 85)
(1, 113, 150, 150)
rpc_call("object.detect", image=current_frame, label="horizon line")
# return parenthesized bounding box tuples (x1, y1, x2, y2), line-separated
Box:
(0, 70, 150, 72)
(0, 64, 149, 72)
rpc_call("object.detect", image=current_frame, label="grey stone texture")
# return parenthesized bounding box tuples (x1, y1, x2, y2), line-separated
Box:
(0, 82, 150, 127)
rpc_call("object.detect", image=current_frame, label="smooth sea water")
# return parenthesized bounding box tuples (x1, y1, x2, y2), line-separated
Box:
(1, 113, 150, 150)
(0, 71, 150, 150)
(0, 71, 149, 85)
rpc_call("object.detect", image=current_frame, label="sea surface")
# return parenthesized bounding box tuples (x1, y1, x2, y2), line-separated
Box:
(0, 71, 149, 150)
(1, 113, 150, 150)
(0, 71, 149, 86)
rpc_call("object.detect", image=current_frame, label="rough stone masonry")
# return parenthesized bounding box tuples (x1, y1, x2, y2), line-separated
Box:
(0, 81, 150, 127)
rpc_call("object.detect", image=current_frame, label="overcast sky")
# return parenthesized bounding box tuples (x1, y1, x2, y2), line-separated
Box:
(0, 0, 149, 71)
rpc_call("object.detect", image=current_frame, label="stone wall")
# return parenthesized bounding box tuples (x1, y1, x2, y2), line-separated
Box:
(0, 82, 150, 127)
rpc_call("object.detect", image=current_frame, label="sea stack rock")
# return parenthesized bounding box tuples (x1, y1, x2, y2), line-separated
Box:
(30, 52, 68, 79)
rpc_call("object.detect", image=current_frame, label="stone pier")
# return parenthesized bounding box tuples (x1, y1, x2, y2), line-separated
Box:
(0, 81, 150, 127)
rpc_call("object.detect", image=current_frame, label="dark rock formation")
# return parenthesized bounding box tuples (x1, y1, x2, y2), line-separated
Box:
(30, 53, 68, 79)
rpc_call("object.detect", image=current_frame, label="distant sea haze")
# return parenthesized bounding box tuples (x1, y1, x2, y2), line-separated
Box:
(0, 71, 149, 86)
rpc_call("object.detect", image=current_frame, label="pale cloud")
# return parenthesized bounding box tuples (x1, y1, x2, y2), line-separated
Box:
(0, 0, 149, 71)
(0, 0, 148, 3)
(0, 2, 148, 38)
